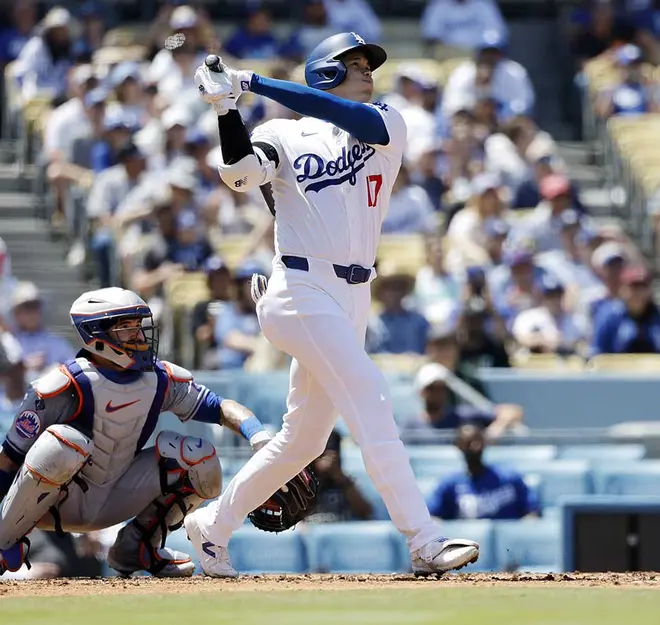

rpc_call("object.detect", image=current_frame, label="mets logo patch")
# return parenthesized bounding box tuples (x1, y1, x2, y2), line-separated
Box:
(15, 411, 41, 440)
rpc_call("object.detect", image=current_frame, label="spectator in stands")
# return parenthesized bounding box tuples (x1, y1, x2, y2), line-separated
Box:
(213, 260, 265, 370)
(631, 0, 660, 63)
(596, 44, 660, 118)
(0, 324, 25, 412)
(90, 110, 135, 174)
(421, 0, 507, 52)
(161, 107, 192, 167)
(158, 41, 202, 109)
(427, 423, 538, 520)
(367, 268, 430, 355)
(446, 173, 505, 273)
(519, 174, 585, 253)
(482, 217, 510, 268)
(442, 31, 535, 122)
(491, 245, 547, 327)
(512, 274, 587, 356)
(591, 265, 660, 355)
(73, 1, 107, 63)
(168, 209, 213, 271)
(414, 237, 462, 327)
(382, 164, 437, 234)
(0, 0, 37, 67)
(323, 0, 382, 43)
(10, 282, 73, 383)
(305, 430, 373, 524)
(14, 6, 75, 104)
(192, 256, 232, 369)
(106, 62, 147, 127)
(225, 7, 280, 60)
(280, 0, 339, 62)
(87, 140, 148, 287)
(403, 363, 523, 438)
(588, 240, 629, 320)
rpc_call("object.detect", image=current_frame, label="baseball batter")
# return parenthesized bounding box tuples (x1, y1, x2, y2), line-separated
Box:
(0, 287, 273, 577)
(185, 32, 480, 576)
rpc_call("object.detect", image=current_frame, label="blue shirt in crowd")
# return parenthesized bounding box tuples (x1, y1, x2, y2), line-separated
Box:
(0, 28, 29, 64)
(367, 310, 430, 355)
(214, 302, 261, 369)
(591, 299, 660, 355)
(427, 465, 538, 520)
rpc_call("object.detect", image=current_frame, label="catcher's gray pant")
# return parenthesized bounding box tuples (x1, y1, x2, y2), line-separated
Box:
(198, 258, 442, 551)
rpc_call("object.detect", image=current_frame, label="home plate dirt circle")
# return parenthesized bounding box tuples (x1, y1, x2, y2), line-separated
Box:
(1, 572, 660, 597)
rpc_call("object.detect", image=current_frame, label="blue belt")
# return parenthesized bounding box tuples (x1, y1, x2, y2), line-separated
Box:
(281, 255, 371, 285)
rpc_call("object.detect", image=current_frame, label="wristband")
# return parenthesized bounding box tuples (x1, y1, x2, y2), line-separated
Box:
(239, 416, 267, 443)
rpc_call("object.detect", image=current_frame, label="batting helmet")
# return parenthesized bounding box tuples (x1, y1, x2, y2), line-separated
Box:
(305, 32, 387, 91)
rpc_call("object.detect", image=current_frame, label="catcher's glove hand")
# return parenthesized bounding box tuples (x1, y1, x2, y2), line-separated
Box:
(248, 467, 319, 533)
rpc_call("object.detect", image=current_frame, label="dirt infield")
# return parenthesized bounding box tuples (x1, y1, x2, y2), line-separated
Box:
(1, 572, 660, 597)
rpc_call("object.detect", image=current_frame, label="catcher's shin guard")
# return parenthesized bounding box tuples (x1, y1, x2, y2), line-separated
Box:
(108, 432, 222, 577)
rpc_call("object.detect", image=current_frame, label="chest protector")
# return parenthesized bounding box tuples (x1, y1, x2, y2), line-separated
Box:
(63, 358, 169, 486)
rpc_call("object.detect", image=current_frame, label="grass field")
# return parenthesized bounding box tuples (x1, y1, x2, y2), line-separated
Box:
(4, 587, 660, 625)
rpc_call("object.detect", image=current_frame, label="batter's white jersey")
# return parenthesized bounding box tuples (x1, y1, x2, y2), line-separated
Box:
(251, 102, 406, 267)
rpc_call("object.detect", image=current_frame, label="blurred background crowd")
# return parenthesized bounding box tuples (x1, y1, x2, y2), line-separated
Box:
(3, 0, 660, 577)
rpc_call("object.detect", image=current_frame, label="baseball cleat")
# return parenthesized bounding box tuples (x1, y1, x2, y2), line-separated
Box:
(0, 540, 29, 576)
(184, 512, 238, 578)
(411, 537, 479, 576)
(107, 544, 195, 578)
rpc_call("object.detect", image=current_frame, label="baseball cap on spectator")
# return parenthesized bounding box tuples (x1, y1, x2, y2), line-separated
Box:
(540, 174, 571, 200)
(540, 274, 565, 295)
(484, 217, 510, 238)
(559, 209, 581, 229)
(170, 5, 198, 30)
(204, 256, 228, 274)
(234, 259, 266, 281)
(591, 241, 627, 270)
(471, 172, 500, 196)
(503, 247, 534, 267)
(477, 30, 507, 52)
(11, 281, 42, 309)
(184, 128, 210, 147)
(103, 109, 135, 132)
(415, 362, 451, 392)
(110, 62, 142, 88)
(621, 264, 651, 285)
(41, 7, 72, 31)
(616, 44, 642, 66)
(84, 87, 108, 108)
(162, 107, 192, 131)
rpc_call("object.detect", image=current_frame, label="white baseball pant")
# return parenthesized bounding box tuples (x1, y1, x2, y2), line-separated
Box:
(198, 256, 441, 551)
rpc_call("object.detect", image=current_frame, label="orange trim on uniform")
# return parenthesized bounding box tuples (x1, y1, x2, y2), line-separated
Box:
(48, 429, 90, 458)
(35, 366, 72, 399)
(162, 362, 192, 383)
(58, 366, 85, 423)
(25, 463, 61, 486)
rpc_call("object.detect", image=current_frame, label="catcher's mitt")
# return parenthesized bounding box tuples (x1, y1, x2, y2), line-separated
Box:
(248, 467, 319, 532)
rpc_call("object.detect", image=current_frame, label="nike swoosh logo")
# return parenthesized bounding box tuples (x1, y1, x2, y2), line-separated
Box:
(301, 131, 318, 137)
(105, 399, 140, 413)
(202, 541, 216, 558)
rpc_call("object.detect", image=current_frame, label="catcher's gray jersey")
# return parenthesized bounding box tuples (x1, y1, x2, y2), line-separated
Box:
(2, 357, 220, 487)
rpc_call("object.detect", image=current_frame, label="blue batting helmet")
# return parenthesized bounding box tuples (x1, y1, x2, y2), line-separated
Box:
(305, 32, 387, 91)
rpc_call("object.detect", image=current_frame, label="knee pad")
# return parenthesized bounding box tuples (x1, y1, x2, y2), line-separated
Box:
(0, 425, 92, 550)
(25, 424, 93, 485)
(155, 431, 222, 500)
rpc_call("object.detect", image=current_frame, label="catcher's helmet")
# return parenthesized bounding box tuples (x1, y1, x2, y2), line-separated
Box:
(305, 32, 387, 91)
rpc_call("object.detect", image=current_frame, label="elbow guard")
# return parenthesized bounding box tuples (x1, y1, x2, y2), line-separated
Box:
(218, 153, 274, 193)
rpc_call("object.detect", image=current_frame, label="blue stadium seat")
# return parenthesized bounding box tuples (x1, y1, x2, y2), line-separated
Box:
(557, 444, 646, 463)
(304, 521, 409, 573)
(493, 519, 561, 573)
(228, 526, 308, 573)
(592, 461, 660, 496)
(437, 520, 496, 572)
(408, 446, 462, 478)
(484, 445, 558, 465)
(352, 472, 389, 520)
(518, 461, 593, 508)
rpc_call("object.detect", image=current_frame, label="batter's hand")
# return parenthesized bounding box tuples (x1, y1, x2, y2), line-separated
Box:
(194, 55, 252, 115)
(250, 273, 268, 304)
